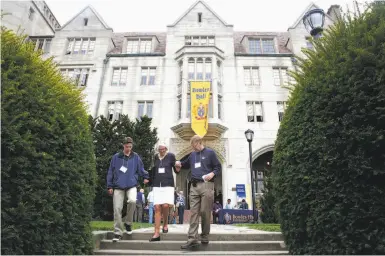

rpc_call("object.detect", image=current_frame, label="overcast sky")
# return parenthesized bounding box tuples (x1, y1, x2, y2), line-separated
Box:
(46, 0, 366, 32)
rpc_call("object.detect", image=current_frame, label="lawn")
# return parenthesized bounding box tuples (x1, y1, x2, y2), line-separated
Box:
(91, 221, 153, 231)
(235, 223, 281, 232)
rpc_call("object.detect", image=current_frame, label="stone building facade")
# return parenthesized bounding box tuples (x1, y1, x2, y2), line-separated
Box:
(2, 0, 339, 207)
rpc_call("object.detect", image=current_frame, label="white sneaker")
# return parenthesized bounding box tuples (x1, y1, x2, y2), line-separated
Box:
(112, 234, 122, 242)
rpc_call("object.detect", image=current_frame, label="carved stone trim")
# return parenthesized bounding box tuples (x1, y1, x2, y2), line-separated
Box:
(170, 137, 228, 164)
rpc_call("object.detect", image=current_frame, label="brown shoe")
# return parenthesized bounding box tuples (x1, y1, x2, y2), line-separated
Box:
(200, 235, 209, 244)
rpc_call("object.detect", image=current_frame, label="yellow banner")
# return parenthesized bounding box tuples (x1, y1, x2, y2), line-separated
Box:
(190, 81, 211, 137)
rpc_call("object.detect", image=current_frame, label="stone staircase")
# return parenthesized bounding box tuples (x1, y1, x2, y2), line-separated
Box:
(93, 224, 288, 255)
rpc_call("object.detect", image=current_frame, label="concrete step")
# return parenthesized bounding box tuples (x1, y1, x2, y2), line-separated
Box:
(99, 240, 286, 251)
(105, 232, 284, 241)
(94, 249, 289, 255)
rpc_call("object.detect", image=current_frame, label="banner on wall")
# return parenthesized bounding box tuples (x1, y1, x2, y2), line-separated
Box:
(236, 184, 246, 203)
(190, 81, 211, 137)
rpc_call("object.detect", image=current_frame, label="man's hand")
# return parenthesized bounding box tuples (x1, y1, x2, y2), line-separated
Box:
(175, 161, 182, 172)
(144, 179, 149, 184)
(204, 172, 215, 181)
(108, 188, 113, 195)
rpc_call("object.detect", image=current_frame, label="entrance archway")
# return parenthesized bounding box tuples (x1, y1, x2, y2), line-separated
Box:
(252, 150, 274, 194)
(175, 153, 223, 209)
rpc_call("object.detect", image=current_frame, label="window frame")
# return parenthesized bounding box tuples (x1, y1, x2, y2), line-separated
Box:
(243, 66, 260, 86)
(107, 101, 123, 122)
(246, 101, 264, 123)
(126, 38, 153, 54)
(137, 101, 154, 119)
(140, 67, 156, 86)
(65, 38, 96, 55)
(60, 68, 90, 87)
(273, 67, 289, 86)
(248, 38, 276, 54)
(111, 67, 128, 86)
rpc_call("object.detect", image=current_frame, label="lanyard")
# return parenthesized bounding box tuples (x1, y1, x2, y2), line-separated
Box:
(122, 155, 135, 171)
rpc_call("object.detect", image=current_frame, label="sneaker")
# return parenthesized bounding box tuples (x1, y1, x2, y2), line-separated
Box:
(112, 234, 122, 242)
(180, 240, 199, 250)
(125, 224, 133, 235)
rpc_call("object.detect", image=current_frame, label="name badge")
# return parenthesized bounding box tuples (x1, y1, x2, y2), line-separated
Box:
(195, 162, 201, 168)
(120, 166, 127, 173)
(158, 168, 165, 174)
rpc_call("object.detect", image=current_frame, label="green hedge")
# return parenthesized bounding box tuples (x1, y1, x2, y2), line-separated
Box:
(1, 29, 96, 254)
(273, 4, 385, 255)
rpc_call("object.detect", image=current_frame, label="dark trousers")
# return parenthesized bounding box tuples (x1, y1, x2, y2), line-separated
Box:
(212, 212, 219, 224)
(178, 205, 185, 224)
(134, 203, 143, 222)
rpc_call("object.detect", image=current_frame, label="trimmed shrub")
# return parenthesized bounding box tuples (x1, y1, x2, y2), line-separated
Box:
(273, 4, 385, 255)
(1, 29, 96, 254)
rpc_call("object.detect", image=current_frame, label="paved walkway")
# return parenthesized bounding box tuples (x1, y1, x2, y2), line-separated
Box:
(133, 224, 279, 234)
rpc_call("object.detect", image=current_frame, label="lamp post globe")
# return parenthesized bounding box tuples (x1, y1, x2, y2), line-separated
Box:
(303, 8, 326, 38)
(245, 129, 254, 142)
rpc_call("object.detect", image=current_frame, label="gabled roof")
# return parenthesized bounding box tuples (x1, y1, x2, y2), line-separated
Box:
(233, 32, 292, 54)
(167, 0, 233, 27)
(57, 5, 112, 31)
(288, 2, 333, 30)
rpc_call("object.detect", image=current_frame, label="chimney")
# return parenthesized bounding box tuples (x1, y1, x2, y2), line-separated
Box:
(327, 5, 342, 21)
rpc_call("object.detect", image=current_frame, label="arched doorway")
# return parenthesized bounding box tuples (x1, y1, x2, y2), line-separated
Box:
(252, 150, 274, 196)
(175, 153, 223, 209)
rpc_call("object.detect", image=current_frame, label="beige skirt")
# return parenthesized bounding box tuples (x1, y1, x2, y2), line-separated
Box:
(153, 186, 174, 205)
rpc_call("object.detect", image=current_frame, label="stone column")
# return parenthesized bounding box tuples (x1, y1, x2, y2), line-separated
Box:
(181, 56, 188, 121)
(212, 55, 218, 120)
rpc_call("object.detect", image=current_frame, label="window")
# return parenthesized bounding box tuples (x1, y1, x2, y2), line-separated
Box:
(65, 38, 95, 55)
(305, 37, 314, 50)
(178, 61, 183, 84)
(141, 67, 156, 85)
(249, 38, 276, 54)
(277, 101, 287, 122)
(218, 95, 223, 120)
(61, 68, 90, 87)
(246, 101, 263, 122)
(198, 13, 202, 22)
(30, 38, 52, 53)
(137, 101, 153, 118)
(244, 67, 260, 86)
(187, 58, 212, 81)
(111, 68, 127, 86)
(273, 67, 289, 86)
(107, 101, 123, 121)
(185, 36, 215, 46)
(84, 18, 88, 26)
(177, 96, 182, 119)
(205, 58, 212, 80)
(126, 39, 152, 53)
(28, 7, 35, 20)
(217, 61, 222, 83)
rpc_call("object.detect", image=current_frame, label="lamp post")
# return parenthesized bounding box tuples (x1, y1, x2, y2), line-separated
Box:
(302, 8, 326, 39)
(245, 129, 257, 223)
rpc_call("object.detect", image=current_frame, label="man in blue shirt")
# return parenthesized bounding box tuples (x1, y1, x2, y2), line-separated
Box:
(175, 135, 221, 249)
(107, 137, 149, 242)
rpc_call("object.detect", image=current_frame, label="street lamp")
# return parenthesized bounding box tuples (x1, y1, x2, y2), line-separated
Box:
(245, 129, 257, 223)
(303, 8, 326, 38)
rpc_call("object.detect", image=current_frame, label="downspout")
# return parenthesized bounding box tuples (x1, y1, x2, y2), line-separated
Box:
(94, 56, 110, 117)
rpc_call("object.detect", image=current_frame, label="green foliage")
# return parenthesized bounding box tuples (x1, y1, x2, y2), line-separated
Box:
(1, 28, 96, 254)
(90, 115, 158, 220)
(260, 168, 279, 224)
(90, 221, 152, 231)
(273, 5, 385, 255)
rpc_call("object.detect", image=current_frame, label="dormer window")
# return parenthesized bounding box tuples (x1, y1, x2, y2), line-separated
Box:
(126, 38, 152, 54)
(248, 38, 276, 54)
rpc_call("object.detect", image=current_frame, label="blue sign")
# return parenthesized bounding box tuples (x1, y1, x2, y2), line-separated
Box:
(236, 184, 246, 200)
(218, 209, 258, 224)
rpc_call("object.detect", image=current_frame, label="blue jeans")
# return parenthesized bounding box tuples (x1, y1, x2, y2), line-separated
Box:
(148, 203, 154, 224)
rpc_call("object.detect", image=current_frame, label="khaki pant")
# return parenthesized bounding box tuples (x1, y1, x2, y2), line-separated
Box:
(113, 187, 137, 236)
(188, 182, 214, 242)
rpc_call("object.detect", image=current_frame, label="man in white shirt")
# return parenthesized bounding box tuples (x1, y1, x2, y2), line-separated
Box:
(147, 189, 154, 224)
(224, 199, 233, 209)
